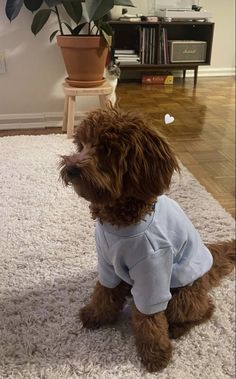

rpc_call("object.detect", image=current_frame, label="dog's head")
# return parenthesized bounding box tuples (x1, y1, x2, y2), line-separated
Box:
(60, 107, 179, 205)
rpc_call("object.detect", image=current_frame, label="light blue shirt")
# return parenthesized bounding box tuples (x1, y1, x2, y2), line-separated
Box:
(95, 195, 213, 315)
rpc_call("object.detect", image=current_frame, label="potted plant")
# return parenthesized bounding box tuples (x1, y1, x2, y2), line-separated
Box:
(5, 0, 134, 87)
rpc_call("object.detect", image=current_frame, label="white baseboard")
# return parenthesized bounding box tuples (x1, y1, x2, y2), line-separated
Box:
(0, 111, 87, 130)
(0, 68, 235, 130)
(185, 67, 236, 77)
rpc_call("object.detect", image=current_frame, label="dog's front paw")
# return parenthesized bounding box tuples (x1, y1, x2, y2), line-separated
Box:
(136, 339, 172, 372)
(79, 304, 104, 329)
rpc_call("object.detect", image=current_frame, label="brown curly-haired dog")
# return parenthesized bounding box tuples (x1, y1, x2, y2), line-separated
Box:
(60, 107, 235, 372)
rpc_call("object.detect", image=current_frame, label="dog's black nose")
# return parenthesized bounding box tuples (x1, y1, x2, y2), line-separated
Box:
(66, 165, 80, 179)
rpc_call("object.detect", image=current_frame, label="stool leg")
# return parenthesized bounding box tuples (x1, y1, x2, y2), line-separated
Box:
(194, 66, 198, 87)
(99, 95, 110, 109)
(67, 95, 76, 139)
(62, 95, 69, 132)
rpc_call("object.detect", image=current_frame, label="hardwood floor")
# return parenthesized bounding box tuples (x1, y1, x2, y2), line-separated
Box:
(116, 76, 235, 218)
(0, 77, 235, 217)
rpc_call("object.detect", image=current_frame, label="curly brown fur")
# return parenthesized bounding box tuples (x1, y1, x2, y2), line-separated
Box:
(132, 307, 172, 372)
(166, 240, 235, 339)
(60, 106, 179, 226)
(204, 240, 235, 287)
(60, 107, 235, 372)
(79, 281, 131, 329)
(89, 198, 156, 227)
(166, 284, 215, 339)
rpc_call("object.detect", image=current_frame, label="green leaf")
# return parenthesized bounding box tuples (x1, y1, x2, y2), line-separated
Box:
(72, 22, 86, 35)
(5, 0, 24, 21)
(86, 0, 114, 21)
(31, 9, 52, 35)
(94, 20, 112, 45)
(95, 20, 113, 36)
(62, 22, 73, 33)
(50, 29, 59, 42)
(101, 29, 112, 47)
(45, 0, 63, 6)
(24, 0, 43, 12)
(62, 0, 82, 24)
(50, 30, 59, 42)
(114, 0, 135, 6)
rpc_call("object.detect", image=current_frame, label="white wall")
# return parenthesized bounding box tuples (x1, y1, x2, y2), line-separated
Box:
(0, 1, 235, 126)
(0, 5, 66, 115)
(201, 0, 235, 71)
(0, 3, 99, 125)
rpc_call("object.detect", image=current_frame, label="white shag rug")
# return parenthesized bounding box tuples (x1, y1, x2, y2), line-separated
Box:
(0, 134, 235, 379)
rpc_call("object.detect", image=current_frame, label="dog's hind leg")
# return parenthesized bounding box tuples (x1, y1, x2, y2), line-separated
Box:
(205, 240, 235, 287)
(79, 281, 131, 329)
(165, 284, 215, 339)
(166, 241, 235, 339)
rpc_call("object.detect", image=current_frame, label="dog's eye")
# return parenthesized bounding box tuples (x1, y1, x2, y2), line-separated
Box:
(97, 145, 110, 156)
(77, 142, 84, 152)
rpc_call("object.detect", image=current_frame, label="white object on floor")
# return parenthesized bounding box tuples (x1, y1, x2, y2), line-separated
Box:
(164, 113, 175, 124)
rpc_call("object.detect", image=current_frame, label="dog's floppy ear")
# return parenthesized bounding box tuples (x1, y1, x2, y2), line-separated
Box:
(124, 126, 180, 200)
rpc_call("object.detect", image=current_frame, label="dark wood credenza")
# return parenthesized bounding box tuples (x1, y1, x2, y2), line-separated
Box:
(109, 21, 214, 86)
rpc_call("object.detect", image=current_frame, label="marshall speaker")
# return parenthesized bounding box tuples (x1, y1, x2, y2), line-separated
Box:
(168, 40, 207, 63)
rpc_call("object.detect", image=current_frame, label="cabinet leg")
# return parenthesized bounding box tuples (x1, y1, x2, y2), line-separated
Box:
(194, 66, 198, 86)
(67, 95, 76, 139)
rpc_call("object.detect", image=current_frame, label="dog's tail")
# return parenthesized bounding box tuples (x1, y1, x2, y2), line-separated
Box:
(204, 240, 235, 288)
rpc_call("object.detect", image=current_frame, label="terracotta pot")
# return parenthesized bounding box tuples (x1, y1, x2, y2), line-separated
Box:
(57, 35, 108, 87)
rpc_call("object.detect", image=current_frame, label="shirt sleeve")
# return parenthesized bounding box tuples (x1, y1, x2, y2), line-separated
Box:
(129, 248, 173, 315)
(97, 246, 122, 289)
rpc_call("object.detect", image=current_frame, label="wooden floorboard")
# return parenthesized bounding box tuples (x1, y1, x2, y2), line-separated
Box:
(1, 77, 235, 217)
(116, 77, 235, 218)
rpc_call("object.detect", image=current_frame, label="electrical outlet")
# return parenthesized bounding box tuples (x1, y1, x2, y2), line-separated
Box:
(0, 52, 6, 74)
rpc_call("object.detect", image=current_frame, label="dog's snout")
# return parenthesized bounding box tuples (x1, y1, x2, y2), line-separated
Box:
(66, 165, 80, 179)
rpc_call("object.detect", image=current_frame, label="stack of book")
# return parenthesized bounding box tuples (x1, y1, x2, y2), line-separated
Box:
(114, 49, 141, 66)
